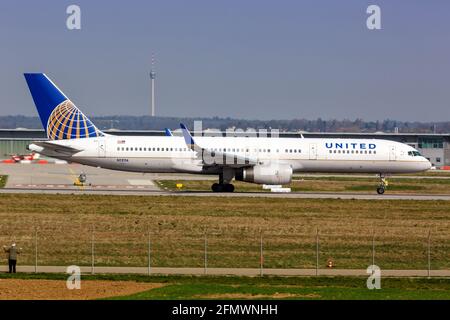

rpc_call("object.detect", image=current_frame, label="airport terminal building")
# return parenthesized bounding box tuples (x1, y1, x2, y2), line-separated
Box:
(0, 129, 449, 168)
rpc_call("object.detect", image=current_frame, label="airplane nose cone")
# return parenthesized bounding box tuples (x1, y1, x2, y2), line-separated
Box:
(424, 158, 432, 171)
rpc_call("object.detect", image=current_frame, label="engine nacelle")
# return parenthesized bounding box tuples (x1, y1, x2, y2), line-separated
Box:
(235, 164, 293, 185)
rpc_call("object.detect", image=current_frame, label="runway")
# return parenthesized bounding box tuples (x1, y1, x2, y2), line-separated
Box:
(3, 185, 450, 200)
(1, 163, 450, 200)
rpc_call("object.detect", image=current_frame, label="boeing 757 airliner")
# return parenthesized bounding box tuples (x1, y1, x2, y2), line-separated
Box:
(24, 73, 431, 194)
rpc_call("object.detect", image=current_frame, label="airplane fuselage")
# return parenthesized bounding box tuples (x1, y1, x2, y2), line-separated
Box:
(23, 73, 432, 193)
(32, 135, 431, 175)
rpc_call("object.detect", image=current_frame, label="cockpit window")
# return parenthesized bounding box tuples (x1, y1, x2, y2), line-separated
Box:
(408, 151, 422, 157)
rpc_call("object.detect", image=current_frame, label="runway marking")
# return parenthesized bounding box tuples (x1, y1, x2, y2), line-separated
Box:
(11, 184, 157, 191)
(127, 179, 155, 186)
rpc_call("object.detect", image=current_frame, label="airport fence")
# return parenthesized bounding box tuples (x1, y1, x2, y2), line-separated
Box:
(1, 222, 449, 273)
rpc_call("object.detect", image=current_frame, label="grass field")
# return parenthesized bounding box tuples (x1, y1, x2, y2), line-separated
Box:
(156, 176, 450, 193)
(0, 194, 449, 270)
(0, 273, 449, 300)
(400, 171, 450, 177)
(0, 175, 7, 188)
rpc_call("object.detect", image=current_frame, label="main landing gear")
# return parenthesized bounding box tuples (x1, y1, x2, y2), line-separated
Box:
(211, 183, 235, 192)
(211, 168, 235, 193)
(376, 174, 388, 195)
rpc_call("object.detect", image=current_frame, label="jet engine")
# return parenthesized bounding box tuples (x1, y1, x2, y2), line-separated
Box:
(235, 164, 293, 185)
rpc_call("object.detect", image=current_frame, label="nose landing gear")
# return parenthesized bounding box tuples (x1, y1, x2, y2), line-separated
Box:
(376, 175, 388, 194)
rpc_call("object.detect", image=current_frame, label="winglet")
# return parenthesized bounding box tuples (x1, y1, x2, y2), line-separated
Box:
(180, 123, 196, 150)
(164, 128, 173, 137)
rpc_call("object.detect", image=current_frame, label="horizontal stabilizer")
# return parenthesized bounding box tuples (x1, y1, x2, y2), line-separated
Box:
(28, 141, 82, 155)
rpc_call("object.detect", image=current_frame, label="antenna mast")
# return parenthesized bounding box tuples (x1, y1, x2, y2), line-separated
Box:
(150, 54, 156, 117)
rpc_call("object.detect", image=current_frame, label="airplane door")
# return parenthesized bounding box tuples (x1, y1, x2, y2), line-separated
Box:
(389, 145, 396, 161)
(309, 143, 317, 160)
(98, 139, 106, 158)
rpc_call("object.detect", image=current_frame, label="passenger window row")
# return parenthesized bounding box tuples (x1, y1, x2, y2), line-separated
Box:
(117, 147, 190, 152)
(285, 149, 301, 153)
(116, 147, 300, 154)
(207, 148, 274, 153)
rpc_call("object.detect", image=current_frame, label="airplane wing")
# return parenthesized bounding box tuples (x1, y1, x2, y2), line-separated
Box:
(28, 141, 83, 156)
(180, 123, 258, 168)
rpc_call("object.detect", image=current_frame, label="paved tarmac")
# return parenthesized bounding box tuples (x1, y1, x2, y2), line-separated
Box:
(2, 187, 450, 200)
(1, 163, 450, 200)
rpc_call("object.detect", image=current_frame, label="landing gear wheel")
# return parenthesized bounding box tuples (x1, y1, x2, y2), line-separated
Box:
(224, 184, 235, 193)
(376, 174, 388, 195)
(211, 183, 235, 193)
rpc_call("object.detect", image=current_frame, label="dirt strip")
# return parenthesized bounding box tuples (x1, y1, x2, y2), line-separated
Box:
(0, 279, 164, 300)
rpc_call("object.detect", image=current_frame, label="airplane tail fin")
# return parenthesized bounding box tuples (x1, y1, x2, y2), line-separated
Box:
(24, 73, 104, 140)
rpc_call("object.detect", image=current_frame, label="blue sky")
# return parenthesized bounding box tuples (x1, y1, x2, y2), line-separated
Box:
(0, 0, 449, 121)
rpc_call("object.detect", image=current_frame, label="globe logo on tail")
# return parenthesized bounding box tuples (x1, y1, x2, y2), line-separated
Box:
(47, 100, 103, 140)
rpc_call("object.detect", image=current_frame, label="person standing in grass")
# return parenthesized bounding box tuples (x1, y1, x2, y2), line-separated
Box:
(3, 243, 21, 273)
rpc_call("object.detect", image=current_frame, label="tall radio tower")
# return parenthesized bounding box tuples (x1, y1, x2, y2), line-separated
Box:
(150, 54, 156, 117)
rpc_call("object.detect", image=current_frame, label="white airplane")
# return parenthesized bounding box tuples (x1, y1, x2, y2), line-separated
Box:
(25, 73, 431, 194)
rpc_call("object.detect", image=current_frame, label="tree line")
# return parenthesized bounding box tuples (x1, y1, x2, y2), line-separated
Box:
(0, 115, 448, 133)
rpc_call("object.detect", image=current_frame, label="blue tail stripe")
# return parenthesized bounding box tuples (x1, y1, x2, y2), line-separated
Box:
(62, 110, 75, 137)
(71, 112, 80, 139)
(87, 121, 96, 136)
(24, 74, 67, 129)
